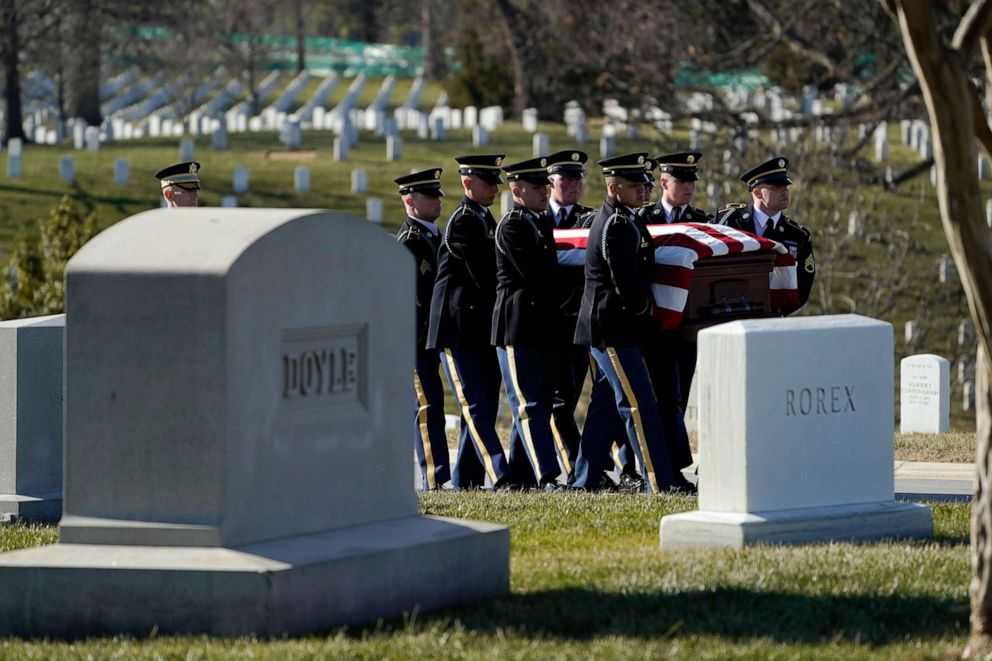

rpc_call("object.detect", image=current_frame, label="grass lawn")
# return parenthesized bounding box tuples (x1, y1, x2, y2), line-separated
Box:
(0, 494, 971, 659)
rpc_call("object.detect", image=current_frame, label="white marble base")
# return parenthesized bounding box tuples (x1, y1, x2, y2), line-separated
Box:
(659, 500, 933, 550)
(0, 492, 62, 523)
(0, 515, 508, 638)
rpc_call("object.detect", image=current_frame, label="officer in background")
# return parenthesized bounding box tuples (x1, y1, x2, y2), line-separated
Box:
(571, 152, 678, 494)
(493, 156, 562, 489)
(154, 161, 201, 207)
(545, 150, 593, 473)
(395, 168, 449, 491)
(428, 154, 511, 489)
(716, 156, 815, 314)
(641, 152, 712, 224)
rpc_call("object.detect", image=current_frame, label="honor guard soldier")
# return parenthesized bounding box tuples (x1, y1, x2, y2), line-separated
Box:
(428, 154, 511, 489)
(395, 168, 449, 491)
(717, 156, 816, 313)
(571, 153, 678, 494)
(641, 152, 713, 224)
(545, 150, 594, 473)
(154, 161, 201, 208)
(493, 156, 563, 489)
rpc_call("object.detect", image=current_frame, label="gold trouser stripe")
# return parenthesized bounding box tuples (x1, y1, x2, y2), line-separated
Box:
(413, 370, 437, 489)
(549, 415, 572, 474)
(505, 346, 545, 482)
(605, 348, 660, 493)
(611, 442, 623, 471)
(442, 349, 499, 484)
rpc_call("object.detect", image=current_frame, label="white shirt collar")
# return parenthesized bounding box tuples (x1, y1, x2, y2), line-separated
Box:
(412, 216, 439, 235)
(661, 199, 683, 223)
(549, 201, 571, 224)
(752, 206, 780, 236)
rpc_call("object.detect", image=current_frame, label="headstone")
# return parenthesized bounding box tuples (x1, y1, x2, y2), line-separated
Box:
(965, 380, 976, 411)
(532, 133, 549, 157)
(233, 165, 249, 194)
(464, 106, 477, 128)
(73, 122, 85, 150)
(386, 135, 402, 162)
(472, 125, 489, 147)
(221, 196, 238, 208)
(0, 315, 64, 523)
(417, 114, 430, 140)
(7, 153, 21, 179)
(351, 169, 368, 194)
(180, 138, 195, 162)
(333, 137, 349, 162)
(900, 119, 912, 145)
(987, 199, 992, 228)
(899, 354, 950, 434)
(981, 155, 990, 181)
(366, 197, 383, 223)
(959, 359, 976, 385)
(114, 158, 129, 186)
(660, 315, 932, 549)
(905, 320, 921, 348)
(85, 126, 100, 152)
(59, 155, 75, 183)
(599, 135, 615, 159)
(0, 208, 508, 638)
(874, 123, 888, 162)
(8, 137, 21, 157)
(500, 191, 513, 218)
(522, 108, 538, 132)
(938, 255, 957, 284)
(294, 166, 310, 194)
(689, 130, 701, 150)
(283, 118, 302, 150)
(959, 320, 975, 347)
(430, 116, 445, 141)
(847, 211, 862, 238)
(212, 119, 228, 151)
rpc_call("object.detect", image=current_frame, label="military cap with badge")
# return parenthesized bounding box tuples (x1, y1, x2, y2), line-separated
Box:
(394, 168, 445, 197)
(545, 149, 588, 177)
(598, 152, 652, 183)
(740, 156, 794, 190)
(454, 154, 505, 183)
(502, 155, 551, 185)
(655, 151, 702, 182)
(154, 161, 201, 190)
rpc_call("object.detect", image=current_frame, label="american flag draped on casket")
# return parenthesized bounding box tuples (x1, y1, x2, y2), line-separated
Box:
(555, 222, 800, 330)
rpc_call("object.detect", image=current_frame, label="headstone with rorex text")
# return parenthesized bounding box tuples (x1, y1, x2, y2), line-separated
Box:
(899, 354, 949, 434)
(0, 208, 509, 638)
(660, 315, 932, 549)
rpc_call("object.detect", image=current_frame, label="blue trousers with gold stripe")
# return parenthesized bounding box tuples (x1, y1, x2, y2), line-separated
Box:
(573, 346, 676, 493)
(497, 345, 562, 485)
(572, 356, 635, 488)
(550, 344, 589, 477)
(439, 347, 510, 488)
(413, 349, 450, 490)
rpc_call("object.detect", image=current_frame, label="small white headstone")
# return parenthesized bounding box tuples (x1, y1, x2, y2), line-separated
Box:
(212, 120, 227, 151)
(366, 197, 383, 223)
(179, 138, 195, 162)
(294, 166, 310, 193)
(847, 211, 862, 237)
(472, 125, 489, 147)
(7, 153, 21, 178)
(430, 116, 445, 141)
(986, 199, 992, 228)
(522, 108, 538, 132)
(114, 158, 129, 186)
(283, 118, 302, 150)
(938, 255, 957, 284)
(900, 120, 912, 145)
(959, 359, 976, 385)
(599, 135, 615, 158)
(85, 127, 100, 152)
(905, 320, 921, 348)
(532, 133, 549, 157)
(464, 106, 478, 127)
(500, 191, 513, 218)
(72, 122, 85, 150)
(980, 156, 990, 181)
(959, 320, 975, 347)
(965, 380, 976, 411)
(900, 354, 950, 433)
(417, 114, 430, 139)
(386, 135, 402, 161)
(59, 155, 75, 183)
(233, 165, 249, 194)
(333, 137, 349, 162)
(873, 123, 888, 162)
(8, 137, 22, 157)
(221, 195, 238, 208)
(351, 169, 368, 194)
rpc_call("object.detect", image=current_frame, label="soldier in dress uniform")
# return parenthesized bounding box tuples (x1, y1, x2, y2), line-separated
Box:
(428, 154, 511, 489)
(640, 152, 712, 224)
(395, 168, 449, 491)
(154, 161, 201, 208)
(570, 152, 678, 494)
(492, 155, 563, 489)
(716, 156, 816, 314)
(545, 150, 593, 474)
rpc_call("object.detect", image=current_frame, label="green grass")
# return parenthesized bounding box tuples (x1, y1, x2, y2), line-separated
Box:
(0, 495, 973, 658)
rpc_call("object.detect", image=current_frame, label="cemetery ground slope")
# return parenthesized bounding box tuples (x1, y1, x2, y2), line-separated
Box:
(0, 120, 979, 429)
(0, 494, 972, 659)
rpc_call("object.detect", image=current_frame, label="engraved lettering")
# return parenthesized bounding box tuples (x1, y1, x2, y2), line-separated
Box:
(784, 384, 857, 417)
(280, 324, 368, 411)
(799, 388, 811, 415)
(816, 387, 826, 414)
(845, 386, 856, 412)
(786, 389, 796, 416)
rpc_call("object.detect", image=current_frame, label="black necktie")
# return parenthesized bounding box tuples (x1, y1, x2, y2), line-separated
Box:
(671, 207, 681, 223)
(559, 207, 568, 227)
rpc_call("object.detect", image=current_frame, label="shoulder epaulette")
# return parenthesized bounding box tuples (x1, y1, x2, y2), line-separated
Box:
(781, 215, 811, 236)
(577, 209, 597, 228)
(688, 205, 714, 222)
(501, 207, 524, 222)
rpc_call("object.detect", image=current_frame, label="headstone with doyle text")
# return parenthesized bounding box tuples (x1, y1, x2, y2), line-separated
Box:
(660, 315, 932, 549)
(0, 208, 509, 638)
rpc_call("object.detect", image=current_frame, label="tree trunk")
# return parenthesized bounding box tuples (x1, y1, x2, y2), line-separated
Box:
(0, 0, 26, 144)
(66, 0, 102, 126)
(493, 0, 529, 116)
(883, 1, 992, 657)
(295, 0, 306, 74)
(421, 0, 445, 80)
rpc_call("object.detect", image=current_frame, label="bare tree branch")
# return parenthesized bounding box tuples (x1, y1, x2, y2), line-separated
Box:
(951, 0, 992, 62)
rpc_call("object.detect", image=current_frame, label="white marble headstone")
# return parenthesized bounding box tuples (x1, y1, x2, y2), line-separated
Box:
(900, 354, 950, 434)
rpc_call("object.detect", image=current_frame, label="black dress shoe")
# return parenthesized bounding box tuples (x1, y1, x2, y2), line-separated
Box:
(618, 473, 645, 493)
(668, 474, 697, 495)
